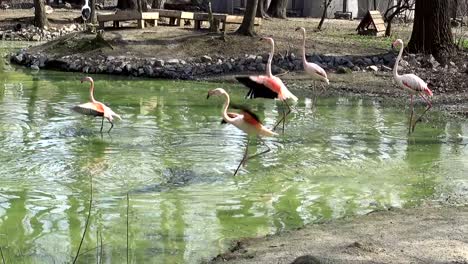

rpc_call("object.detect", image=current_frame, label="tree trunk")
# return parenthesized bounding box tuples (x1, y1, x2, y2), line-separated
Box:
(407, 0, 455, 63)
(256, 0, 268, 18)
(267, 0, 287, 19)
(90, 0, 97, 24)
(152, 0, 165, 9)
(317, 0, 332, 30)
(236, 0, 258, 36)
(34, 0, 48, 29)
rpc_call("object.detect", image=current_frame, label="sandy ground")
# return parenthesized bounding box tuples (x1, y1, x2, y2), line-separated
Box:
(210, 206, 468, 264)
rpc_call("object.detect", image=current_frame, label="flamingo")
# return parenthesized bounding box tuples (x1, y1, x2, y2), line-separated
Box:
(81, 0, 91, 22)
(235, 37, 298, 132)
(207, 88, 277, 176)
(392, 39, 433, 133)
(73, 76, 122, 133)
(295, 27, 329, 92)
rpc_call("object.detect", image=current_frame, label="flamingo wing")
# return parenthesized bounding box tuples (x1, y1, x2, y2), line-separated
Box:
(221, 112, 239, 124)
(72, 102, 104, 117)
(236, 76, 279, 99)
(307, 62, 327, 78)
(400, 74, 432, 96)
(229, 104, 263, 125)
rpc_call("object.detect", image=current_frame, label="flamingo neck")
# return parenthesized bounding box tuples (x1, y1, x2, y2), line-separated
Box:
(221, 92, 235, 123)
(89, 81, 96, 103)
(393, 43, 404, 79)
(266, 41, 273, 77)
(301, 30, 307, 65)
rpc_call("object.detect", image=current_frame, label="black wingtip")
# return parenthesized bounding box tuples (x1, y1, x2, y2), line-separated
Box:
(235, 76, 278, 100)
(230, 104, 262, 124)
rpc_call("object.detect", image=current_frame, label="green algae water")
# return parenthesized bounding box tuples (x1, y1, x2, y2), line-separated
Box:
(1, 43, 468, 263)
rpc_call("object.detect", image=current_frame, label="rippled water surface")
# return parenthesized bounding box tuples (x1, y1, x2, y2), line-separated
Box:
(1, 44, 468, 263)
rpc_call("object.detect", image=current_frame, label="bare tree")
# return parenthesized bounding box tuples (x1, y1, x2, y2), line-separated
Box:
(267, 0, 287, 19)
(407, 0, 455, 63)
(317, 0, 332, 30)
(257, 0, 269, 18)
(34, 0, 48, 29)
(383, 0, 414, 37)
(237, 0, 259, 36)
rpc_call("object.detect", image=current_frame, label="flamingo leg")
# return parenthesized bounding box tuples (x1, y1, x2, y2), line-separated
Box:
(273, 100, 292, 132)
(100, 116, 104, 133)
(234, 138, 250, 176)
(412, 94, 432, 133)
(107, 120, 114, 133)
(408, 95, 414, 134)
(244, 137, 271, 162)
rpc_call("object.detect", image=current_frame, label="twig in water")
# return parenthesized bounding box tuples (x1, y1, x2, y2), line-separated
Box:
(126, 193, 130, 264)
(72, 176, 93, 264)
(96, 230, 99, 264)
(0, 246, 5, 264)
(100, 231, 103, 264)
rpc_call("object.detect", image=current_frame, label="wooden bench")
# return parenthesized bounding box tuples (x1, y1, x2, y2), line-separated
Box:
(151, 9, 194, 26)
(193, 13, 261, 31)
(97, 11, 159, 29)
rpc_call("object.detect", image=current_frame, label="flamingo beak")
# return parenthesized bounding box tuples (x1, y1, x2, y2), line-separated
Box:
(206, 93, 210, 99)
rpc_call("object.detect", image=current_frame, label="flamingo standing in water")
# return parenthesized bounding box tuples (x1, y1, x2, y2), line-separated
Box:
(392, 39, 433, 133)
(207, 88, 277, 176)
(296, 27, 329, 91)
(73, 76, 122, 133)
(236, 37, 298, 132)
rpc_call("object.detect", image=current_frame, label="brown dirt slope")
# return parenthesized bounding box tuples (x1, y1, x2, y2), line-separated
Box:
(210, 206, 468, 264)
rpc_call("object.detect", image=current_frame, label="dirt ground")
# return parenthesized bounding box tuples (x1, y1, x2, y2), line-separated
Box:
(0, 8, 411, 58)
(209, 206, 468, 264)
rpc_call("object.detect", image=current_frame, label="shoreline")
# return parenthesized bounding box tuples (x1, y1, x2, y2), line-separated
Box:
(208, 205, 468, 264)
(8, 32, 397, 80)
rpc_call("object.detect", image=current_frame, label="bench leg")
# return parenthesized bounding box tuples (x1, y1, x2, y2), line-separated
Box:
(113, 21, 119, 28)
(194, 20, 201, 30)
(222, 22, 226, 31)
(153, 19, 158, 27)
(138, 19, 145, 29)
(169, 17, 176, 26)
(176, 18, 182, 26)
(99, 21, 104, 29)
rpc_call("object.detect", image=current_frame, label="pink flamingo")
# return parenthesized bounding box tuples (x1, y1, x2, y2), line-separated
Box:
(73, 76, 122, 133)
(236, 37, 298, 132)
(207, 88, 277, 176)
(392, 39, 433, 133)
(296, 27, 329, 90)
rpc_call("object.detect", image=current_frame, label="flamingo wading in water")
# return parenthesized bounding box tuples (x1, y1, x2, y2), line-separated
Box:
(296, 27, 329, 91)
(392, 39, 433, 133)
(73, 77, 122, 133)
(207, 88, 277, 176)
(236, 37, 298, 132)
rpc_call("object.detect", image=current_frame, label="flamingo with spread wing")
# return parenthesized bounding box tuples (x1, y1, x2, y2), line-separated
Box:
(207, 88, 277, 176)
(236, 37, 298, 132)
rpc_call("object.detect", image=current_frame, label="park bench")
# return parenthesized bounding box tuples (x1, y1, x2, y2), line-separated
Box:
(193, 13, 261, 31)
(151, 9, 194, 26)
(97, 11, 160, 29)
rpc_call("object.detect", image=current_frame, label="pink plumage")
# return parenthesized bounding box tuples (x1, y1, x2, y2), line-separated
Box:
(392, 39, 433, 133)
